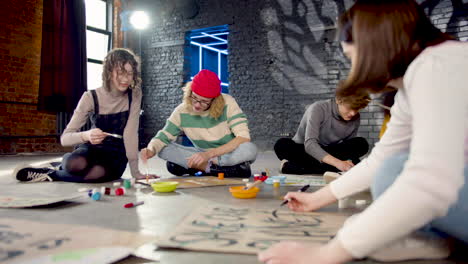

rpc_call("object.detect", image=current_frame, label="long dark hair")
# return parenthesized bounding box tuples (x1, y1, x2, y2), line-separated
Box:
(337, 0, 452, 97)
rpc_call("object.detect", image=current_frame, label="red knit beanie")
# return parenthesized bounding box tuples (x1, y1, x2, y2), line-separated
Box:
(191, 69, 221, 98)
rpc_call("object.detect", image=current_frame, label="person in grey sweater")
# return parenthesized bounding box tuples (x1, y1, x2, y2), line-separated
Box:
(274, 92, 370, 174)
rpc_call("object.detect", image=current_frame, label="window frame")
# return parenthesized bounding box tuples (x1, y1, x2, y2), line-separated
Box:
(188, 25, 229, 92)
(85, 0, 113, 90)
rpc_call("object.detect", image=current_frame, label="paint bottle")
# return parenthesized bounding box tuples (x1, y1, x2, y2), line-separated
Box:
(338, 198, 351, 209)
(355, 199, 367, 208)
(100, 187, 111, 195)
(218, 172, 224, 180)
(253, 174, 260, 181)
(91, 192, 101, 201)
(123, 179, 131, 189)
(91, 188, 101, 201)
(115, 187, 126, 196)
(273, 179, 280, 188)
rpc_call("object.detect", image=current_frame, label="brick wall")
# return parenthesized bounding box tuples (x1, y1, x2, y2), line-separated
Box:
(2, 0, 463, 154)
(0, 0, 64, 154)
(132, 0, 466, 151)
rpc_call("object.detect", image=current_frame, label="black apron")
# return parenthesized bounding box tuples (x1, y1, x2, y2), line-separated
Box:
(79, 90, 132, 180)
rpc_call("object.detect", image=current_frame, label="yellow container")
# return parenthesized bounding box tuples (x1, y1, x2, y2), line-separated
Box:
(151, 181, 179, 193)
(273, 179, 280, 188)
(229, 186, 260, 199)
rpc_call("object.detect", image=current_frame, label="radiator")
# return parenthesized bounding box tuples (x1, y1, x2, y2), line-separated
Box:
(56, 112, 92, 135)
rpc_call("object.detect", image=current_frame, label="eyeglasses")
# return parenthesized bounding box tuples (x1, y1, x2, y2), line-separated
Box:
(116, 70, 134, 79)
(190, 94, 212, 107)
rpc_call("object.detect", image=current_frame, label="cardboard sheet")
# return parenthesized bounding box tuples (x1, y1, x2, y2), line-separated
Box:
(0, 218, 155, 263)
(0, 194, 82, 208)
(141, 176, 245, 189)
(154, 205, 347, 254)
(281, 175, 326, 187)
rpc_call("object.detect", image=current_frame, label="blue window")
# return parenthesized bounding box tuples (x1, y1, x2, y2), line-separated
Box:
(188, 25, 229, 93)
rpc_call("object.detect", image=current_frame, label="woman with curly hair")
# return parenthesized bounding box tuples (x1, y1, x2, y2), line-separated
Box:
(141, 69, 257, 178)
(15, 48, 156, 182)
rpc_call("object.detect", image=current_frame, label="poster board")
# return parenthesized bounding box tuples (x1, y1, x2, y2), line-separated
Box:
(154, 205, 347, 254)
(0, 218, 155, 263)
(141, 176, 245, 189)
(0, 194, 82, 208)
(282, 175, 326, 187)
(12, 247, 133, 264)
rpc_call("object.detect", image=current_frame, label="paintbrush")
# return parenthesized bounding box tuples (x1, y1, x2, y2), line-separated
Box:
(244, 179, 263, 190)
(104, 132, 123, 139)
(143, 158, 150, 183)
(280, 184, 311, 206)
(137, 182, 151, 187)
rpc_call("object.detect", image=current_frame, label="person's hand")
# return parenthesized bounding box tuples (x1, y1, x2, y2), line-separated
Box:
(140, 148, 155, 162)
(83, 128, 106, 145)
(335, 160, 354, 172)
(186, 152, 211, 168)
(134, 172, 159, 180)
(283, 192, 320, 212)
(286, 186, 338, 213)
(258, 241, 340, 264)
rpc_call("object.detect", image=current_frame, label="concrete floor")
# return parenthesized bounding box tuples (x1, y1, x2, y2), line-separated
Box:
(1, 152, 466, 264)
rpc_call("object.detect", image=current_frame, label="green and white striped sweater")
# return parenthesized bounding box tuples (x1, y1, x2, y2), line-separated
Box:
(148, 94, 250, 154)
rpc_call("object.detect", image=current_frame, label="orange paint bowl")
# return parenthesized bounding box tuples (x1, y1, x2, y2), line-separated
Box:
(229, 186, 260, 199)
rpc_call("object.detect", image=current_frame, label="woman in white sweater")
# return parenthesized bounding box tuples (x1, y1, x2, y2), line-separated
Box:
(259, 0, 468, 263)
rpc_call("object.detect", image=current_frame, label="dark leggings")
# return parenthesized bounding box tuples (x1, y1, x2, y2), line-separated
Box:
(51, 146, 126, 183)
(274, 137, 369, 174)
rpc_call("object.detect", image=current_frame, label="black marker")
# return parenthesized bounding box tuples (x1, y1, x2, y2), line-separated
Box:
(280, 184, 310, 206)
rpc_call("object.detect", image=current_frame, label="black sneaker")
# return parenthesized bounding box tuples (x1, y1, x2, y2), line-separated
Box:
(14, 164, 54, 182)
(280, 161, 304, 174)
(210, 162, 252, 178)
(166, 162, 189, 176)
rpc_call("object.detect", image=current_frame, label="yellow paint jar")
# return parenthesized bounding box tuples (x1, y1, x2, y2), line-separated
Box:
(273, 179, 280, 188)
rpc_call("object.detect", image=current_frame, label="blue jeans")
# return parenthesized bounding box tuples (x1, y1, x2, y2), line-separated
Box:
(371, 152, 468, 243)
(158, 142, 258, 169)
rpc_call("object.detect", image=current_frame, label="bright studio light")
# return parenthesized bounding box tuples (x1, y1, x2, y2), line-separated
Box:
(130, 11, 149, 30)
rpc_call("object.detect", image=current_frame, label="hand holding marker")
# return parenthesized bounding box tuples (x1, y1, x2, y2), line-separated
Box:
(280, 184, 310, 206)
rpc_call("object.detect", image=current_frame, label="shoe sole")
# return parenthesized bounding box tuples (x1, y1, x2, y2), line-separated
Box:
(13, 163, 54, 182)
(12, 163, 34, 181)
